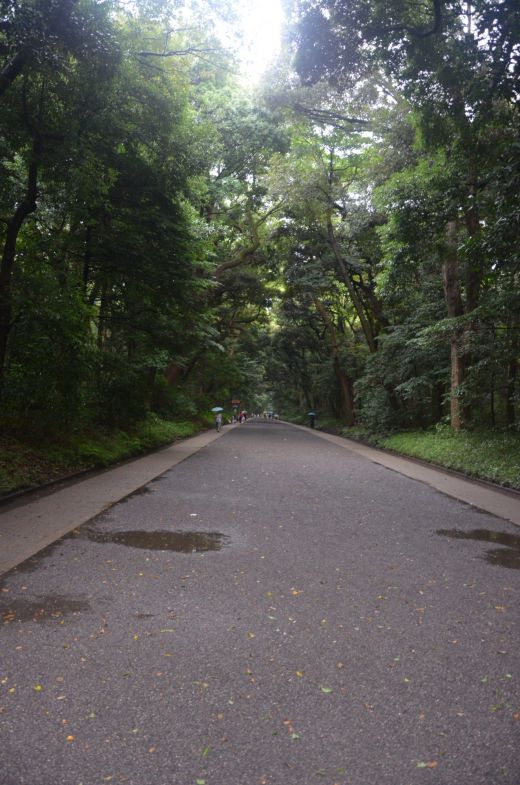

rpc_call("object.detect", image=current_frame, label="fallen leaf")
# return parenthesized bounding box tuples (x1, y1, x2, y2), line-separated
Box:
(33, 684, 43, 692)
(320, 686, 333, 694)
(295, 671, 304, 678)
(417, 761, 438, 769)
(66, 735, 75, 742)
(201, 745, 210, 758)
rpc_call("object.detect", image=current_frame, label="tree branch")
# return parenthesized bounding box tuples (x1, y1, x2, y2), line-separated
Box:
(0, 49, 26, 100)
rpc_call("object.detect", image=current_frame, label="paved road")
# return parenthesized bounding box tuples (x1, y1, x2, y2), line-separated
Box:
(1, 420, 519, 785)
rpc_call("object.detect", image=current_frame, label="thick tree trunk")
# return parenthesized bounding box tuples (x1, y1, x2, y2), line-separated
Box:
(0, 50, 27, 99)
(0, 137, 40, 390)
(464, 181, 483, 313)
(506, 320, 518, 426)
(442, 220, 465, 431)
(506, 358, 517, 426)
(83, 224, 92, 289)
(96, 282, 109, 350)
(314, 298, 356, 426)
(326, 218, 377, 353)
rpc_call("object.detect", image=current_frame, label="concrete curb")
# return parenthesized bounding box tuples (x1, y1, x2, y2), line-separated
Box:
(0, 425, 235, 576)
(286, 422, 520, 527)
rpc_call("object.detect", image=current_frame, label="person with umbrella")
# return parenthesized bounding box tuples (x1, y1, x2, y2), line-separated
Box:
(211, 406, 224, 432)
(308, 411, 316, 428)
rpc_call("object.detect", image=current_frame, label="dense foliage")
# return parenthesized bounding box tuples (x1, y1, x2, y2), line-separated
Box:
(267, 0, 520, 432)
(0, 0, 518, 445)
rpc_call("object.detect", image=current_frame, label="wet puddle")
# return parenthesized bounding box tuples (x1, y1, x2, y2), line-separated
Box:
(85, 529, 229, 553)
(1, 594, 89, 624)
(437, 528, 520, 569)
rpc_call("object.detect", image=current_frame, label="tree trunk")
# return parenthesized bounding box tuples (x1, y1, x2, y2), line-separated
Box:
(96, 282, 109, 350)
(326, 217, 377, 353)
(442, 220, 465, 431)
(0, 136, 40, 390)
(314, 298, 356, 425)
(506, 358, 517, 426)
(0, 49, 27, 100)
(83, 224, 92, 289)
(506, 319, 518, 426)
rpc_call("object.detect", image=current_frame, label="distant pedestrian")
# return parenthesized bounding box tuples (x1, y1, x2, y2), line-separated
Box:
(215, 412, 222, 432)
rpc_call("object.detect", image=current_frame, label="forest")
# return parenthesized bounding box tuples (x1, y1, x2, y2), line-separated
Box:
(0, 0, 519, 491)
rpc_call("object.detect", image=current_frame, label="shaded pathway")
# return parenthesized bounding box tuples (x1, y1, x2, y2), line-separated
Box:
(1, 420, 519, 784)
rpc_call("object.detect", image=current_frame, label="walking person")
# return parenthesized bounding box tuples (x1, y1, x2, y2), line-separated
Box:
(215, 412, 222, 432)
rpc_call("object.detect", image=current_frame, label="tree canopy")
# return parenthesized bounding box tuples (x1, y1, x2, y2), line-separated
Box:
(0, 0, 518, 436)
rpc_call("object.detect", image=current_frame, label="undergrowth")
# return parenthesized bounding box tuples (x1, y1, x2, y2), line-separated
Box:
(0, 414, 212, 496)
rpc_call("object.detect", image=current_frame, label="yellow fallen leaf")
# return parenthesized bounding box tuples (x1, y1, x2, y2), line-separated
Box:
(33, 684, 43, 692)
(66, 735, 75, 742)
(295, 671, 304, 678)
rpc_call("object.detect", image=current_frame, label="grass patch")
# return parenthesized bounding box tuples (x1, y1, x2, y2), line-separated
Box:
(0, 414, 211, 497)
(341, 426, 520, 490)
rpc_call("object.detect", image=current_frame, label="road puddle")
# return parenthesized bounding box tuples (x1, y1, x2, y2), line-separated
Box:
(85, 529, 229, 552)
(437, 528, 520, 569)
(1, 594, 89, 624)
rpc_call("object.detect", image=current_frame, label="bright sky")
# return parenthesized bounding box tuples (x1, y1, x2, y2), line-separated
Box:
(234, 0, 285, 83)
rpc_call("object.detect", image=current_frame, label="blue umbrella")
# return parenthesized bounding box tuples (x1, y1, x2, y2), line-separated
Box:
(307, 411, 316, 416)
(211, 406, 224, 412)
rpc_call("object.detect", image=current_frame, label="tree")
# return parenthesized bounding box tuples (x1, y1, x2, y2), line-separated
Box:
(287, 0, 520, 429)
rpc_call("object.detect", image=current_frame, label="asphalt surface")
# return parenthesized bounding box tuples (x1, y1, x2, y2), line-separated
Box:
(1, 420, 519, 785)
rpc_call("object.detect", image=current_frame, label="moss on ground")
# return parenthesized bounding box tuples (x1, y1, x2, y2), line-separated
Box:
(375, 428, 520, 490)
(0, 415, 212, 497)
(285, 415, 520, 490)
